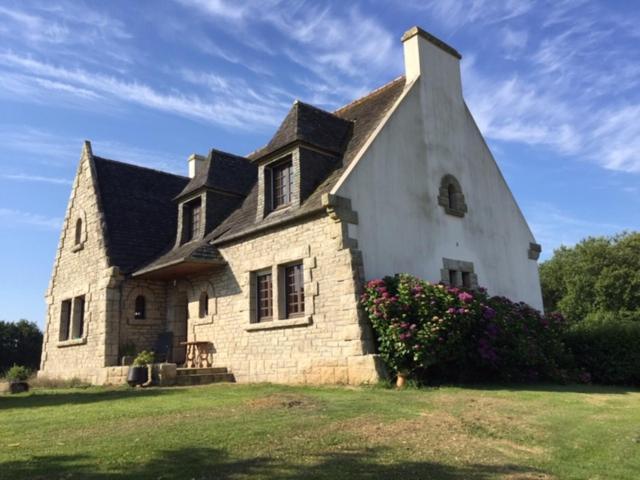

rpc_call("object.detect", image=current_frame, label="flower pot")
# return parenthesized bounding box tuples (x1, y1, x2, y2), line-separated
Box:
(127, 366, 148, 387)
(396, 372, 408, 389)
(9, 382, 29, 394)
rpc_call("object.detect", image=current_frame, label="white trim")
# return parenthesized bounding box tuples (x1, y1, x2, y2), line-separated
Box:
(330, 77, 419, 195)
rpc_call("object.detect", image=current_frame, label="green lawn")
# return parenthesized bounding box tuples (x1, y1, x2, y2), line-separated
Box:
(1, 383, 639, 479)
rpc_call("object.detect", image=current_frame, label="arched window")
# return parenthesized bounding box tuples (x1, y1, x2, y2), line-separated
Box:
(134, 295, 146, 319)
(75, 218, 83, 245)
(438, 174, 467, 217)
(199, 291, 209, 318)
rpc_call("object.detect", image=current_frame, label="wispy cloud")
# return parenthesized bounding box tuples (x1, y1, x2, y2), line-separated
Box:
(0, 52, 287, 129)
(0, 126, 184, 173)
(526, 202, 631, 259)
(1, 173, 72, 185)
(0, 208, 62, 230)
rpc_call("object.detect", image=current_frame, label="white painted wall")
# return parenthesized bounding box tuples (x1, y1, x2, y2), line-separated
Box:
(335, 32, 543, 310)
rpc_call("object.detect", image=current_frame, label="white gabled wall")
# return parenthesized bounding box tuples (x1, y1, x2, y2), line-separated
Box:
(336, 29, 543, 310)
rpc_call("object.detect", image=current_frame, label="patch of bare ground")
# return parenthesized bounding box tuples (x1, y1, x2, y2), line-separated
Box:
(246, 393, 318, 411)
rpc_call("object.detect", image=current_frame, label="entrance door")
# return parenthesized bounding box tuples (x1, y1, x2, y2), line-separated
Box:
(171, 292, 188, 365)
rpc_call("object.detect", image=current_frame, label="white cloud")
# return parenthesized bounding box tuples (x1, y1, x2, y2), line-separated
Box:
(0, 208, 62, 230)
(1, 174, 72, 185)
(0, 52, 286, 130)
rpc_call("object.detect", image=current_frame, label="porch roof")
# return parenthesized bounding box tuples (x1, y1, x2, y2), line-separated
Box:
(132, 240, 225, 280)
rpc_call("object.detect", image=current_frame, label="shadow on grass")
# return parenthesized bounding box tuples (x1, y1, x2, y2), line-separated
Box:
(460, 383, 640, 395)
(1, 446, 548, 480)
(0, 387, 176, 410)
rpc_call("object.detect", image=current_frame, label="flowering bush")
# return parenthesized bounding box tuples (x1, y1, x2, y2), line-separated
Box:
(361, 274, 571, 383)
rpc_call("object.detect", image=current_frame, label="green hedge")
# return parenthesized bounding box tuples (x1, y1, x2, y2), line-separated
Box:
(564, 312, 640, 385)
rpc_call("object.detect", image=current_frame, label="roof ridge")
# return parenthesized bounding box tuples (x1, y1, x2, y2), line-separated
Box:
(208, 147, 250, 161)
(294, 99, 353, 122)
(93, 156, 188, 180)
(333, 75, 406, 115)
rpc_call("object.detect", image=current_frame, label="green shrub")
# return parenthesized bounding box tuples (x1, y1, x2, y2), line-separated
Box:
(133, 350, 154, 366)
(564, 312, 640, 385)
(6, 365, 31, 382)
(361, 274, 571, 383)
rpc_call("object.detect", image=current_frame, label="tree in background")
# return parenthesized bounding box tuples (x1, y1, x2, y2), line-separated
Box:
(0, 320, 43, 374)
(540, 232, 640, 322)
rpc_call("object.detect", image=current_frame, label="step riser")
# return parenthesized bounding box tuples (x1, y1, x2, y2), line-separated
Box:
(176, 367, 228, 376)
(175, 373, 235, 386)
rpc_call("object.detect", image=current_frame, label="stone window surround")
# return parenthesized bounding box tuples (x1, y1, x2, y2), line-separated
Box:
(528, 242, 542, 260)
(245, 245, 317, 332)
(187, 280, 217, 326)
(70, 210, 88, 252)
(437, 174, 467, 218)
(176, 192, 205, 247)
(256, 150, 301, 222)
(124, 286, 161, 326)
(57, 290, 90, 347)
(440, 258, 478, 289)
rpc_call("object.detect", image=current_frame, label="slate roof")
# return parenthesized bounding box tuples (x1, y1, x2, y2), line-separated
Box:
(249, 101, 353, 160)
(92, 157, 189, 273)
(208, 75, 407, 245)
(176, 148, 257, 199)
(91, 75, 407, 276)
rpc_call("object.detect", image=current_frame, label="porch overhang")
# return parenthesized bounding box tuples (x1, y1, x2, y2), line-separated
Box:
(132, 257, 226, 280)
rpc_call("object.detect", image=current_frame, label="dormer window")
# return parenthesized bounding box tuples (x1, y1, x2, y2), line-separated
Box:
(271, 159, 293, 210)
(183, 197, 202, 242)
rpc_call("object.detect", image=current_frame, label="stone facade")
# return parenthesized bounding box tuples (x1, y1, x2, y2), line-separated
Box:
(40, 144, 382, 385)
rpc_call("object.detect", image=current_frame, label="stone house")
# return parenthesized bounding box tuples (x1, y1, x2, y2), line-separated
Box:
(39, 27, 543, 385)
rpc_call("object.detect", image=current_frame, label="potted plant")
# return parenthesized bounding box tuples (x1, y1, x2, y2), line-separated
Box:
(127, 351, 154, 387)
(6, 365, 31, 394)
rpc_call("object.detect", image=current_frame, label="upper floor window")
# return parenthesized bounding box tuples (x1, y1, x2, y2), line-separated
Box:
(438, 174, 467, 217)
(271, 160, 293, 209)
(285, 263, 304, 318)
(134, 295, 146, 320)
(199, 291, 209, 318)
(184, 197, 202, 242)
(74, 218, 83, 245)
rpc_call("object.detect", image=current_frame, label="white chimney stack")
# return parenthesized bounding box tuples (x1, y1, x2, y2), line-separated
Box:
(187, 153, 206, 178)
(401, 26, 463, 103)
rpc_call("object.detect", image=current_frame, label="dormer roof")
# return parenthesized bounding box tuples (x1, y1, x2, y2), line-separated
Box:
(176, 148, 257, 200)
(249, 101, 353, 161)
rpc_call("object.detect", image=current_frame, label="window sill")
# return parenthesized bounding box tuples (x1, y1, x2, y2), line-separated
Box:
(57, 337, 87, 348)
(245, 316, 312, 332)
(71, 242, 85, 253)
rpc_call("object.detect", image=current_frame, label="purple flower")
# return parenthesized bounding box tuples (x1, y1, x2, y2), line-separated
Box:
(447, 307, 456, 315)
(482, 306, 496, 320)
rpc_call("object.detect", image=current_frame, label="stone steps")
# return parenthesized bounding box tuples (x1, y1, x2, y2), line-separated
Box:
(174, 367, 235, 386)
(176, 367, 229, 376)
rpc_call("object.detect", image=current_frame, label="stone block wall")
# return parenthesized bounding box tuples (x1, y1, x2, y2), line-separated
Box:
(40, 144, 115, 380)
(185, 213, 378, 384)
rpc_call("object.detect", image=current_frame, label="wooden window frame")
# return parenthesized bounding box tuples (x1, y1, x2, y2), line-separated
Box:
(284, 263, 304, 318)
(134, 295, 146, 320)
(199, 291, 209, 318)
(184, 197, 202, 243)
(256, 272, 273, 322)
(59, 299, 72, 341)
(271, 160, 293, 210)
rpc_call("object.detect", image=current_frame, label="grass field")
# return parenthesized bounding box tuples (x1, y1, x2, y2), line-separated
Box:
(1, 383, 639, 479)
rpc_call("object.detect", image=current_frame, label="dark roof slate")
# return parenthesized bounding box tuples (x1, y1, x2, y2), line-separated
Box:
(176, 148, 257, 199)
(92, 156, 189, 273)
(249, 101, 353, 160)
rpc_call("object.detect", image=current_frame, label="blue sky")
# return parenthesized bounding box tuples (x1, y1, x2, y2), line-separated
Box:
(0, 0, 638, 328)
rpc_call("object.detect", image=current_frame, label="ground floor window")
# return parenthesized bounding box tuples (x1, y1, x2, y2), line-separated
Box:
(256, 272, 273, 321)
(59, 295, 85, 341)
(441, 258, 477, 289)
(285, 263, 304, 318)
